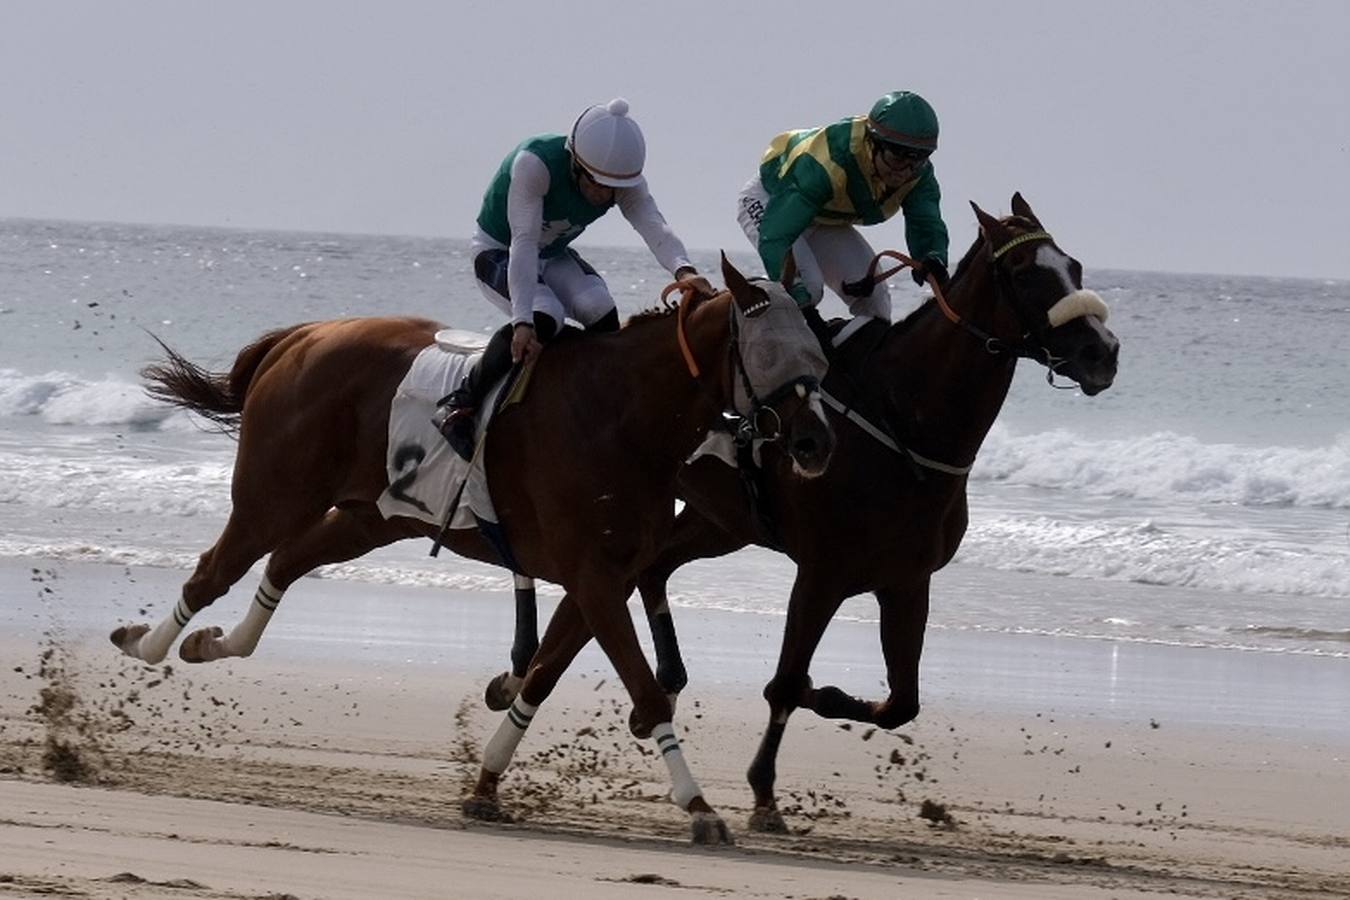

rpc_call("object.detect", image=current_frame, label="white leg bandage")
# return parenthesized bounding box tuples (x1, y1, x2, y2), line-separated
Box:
(652, 722, 702, 809)
(137, 596, 194, 663)
(482, 697, 538, 775)
(224, 575, 282, 657)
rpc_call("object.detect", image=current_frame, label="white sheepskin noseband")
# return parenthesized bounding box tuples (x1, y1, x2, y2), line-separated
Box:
(1045, 290, 1109, 327)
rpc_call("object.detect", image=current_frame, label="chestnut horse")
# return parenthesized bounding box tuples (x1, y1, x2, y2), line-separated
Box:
(111, 255, 834, 844)
(491, 194, 1120, 831)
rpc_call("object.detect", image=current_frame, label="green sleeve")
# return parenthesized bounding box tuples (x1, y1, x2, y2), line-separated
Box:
(757, 155, 834, 286)
(901, 166, 949, 266)
(757, 188, 822, 282)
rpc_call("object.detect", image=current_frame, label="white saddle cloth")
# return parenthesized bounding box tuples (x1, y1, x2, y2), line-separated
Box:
(375, 330, 505, 529)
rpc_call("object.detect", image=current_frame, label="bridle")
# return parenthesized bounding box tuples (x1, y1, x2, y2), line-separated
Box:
(851, 232, 1087, 388)
(816, 230, 1108, 476)
(663, 281, 821, 444)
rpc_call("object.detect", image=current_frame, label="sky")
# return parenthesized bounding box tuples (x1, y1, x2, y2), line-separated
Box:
(2, 1, 1347, 280)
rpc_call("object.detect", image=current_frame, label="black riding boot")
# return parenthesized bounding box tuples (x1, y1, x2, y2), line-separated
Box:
(436, 323, 514, 461)
(800, 305, 834, 355)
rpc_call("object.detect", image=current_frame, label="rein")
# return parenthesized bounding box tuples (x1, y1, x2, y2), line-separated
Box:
(662, 281, 704, 378)
(660, 280, 818, 444)
(840, 231, 1076, 475)
(856, 233, 1072, 367)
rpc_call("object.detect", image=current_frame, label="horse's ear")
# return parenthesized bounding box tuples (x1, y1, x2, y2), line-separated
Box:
(721, 251, 771, 315)
(970, 201, 1011, 247)
(1010, 192, 1042, 227)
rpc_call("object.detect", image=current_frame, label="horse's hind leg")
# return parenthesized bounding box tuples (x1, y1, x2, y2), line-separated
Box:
(112, 424, 341, 663)
(111, 509, 305, 664)
(178, 504, 417, 663)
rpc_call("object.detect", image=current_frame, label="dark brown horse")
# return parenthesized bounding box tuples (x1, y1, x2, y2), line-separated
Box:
(111, 255, 834, 844)
(649, 196, 1119, 831)
(488, 194, 1119, 831)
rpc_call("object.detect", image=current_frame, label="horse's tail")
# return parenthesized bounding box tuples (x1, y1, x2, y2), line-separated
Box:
(140, 324, 309, 433)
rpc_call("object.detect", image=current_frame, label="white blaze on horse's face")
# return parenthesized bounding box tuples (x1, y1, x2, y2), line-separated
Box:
(1034, 244, 1111, 328)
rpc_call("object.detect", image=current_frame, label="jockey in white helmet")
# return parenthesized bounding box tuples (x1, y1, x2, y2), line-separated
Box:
(437, 98, 713, 461)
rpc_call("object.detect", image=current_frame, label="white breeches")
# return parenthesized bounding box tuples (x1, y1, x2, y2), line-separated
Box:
(737, 176, 891, 320)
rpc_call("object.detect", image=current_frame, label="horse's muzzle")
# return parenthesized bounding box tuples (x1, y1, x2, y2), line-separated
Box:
(1077, 330, 1120, 395)
(787, 403, 835, 477)
(1058, 316, 1119, 396)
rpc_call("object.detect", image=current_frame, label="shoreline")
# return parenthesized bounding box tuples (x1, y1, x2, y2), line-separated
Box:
(7, 557, 1348, 737)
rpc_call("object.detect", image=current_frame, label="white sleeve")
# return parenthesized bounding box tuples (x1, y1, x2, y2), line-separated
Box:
(617, 180, 694, 276)
(505, 151, 551, 324)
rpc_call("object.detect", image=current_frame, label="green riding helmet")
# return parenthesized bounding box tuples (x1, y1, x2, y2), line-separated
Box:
(866, 91, 939, 152)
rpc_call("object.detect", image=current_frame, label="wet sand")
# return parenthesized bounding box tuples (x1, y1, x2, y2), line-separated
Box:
(0, 559, 1347, 898)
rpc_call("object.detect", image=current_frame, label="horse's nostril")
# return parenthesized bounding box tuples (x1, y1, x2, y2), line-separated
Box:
(794, 437, 818, 459)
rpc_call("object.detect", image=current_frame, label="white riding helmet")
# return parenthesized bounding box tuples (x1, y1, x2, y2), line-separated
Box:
(567, 98, 646, 188)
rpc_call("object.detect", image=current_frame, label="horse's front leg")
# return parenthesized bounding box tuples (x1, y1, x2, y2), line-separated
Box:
(636, 505, 750, 708)
(464, 591, 589, 822)
(747, 569, 848, 833)
(483, 575, 539, 711)
(799, 578, 931, 728)
(579, 571, 732, 846)
(867, 580, 931, 728)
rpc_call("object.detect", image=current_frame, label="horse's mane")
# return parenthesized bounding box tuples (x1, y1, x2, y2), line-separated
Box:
(622, 289, 728, 329)
(625, 303, 680, 326)
(890, 213, 1040, 335)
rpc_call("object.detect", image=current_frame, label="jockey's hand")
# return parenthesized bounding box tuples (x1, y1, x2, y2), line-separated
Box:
(510, 323, 542, 364)
(675, 267, 717, 298)
(841, 275, 874, 298)
(912, 257, 950, 289)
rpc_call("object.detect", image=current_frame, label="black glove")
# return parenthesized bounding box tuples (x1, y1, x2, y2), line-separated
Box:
(840, 275, 874, 298)
(912, 257, 949, 289)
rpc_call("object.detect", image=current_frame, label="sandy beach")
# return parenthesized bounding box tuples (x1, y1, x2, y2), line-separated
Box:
(1, 559, 1347, 899)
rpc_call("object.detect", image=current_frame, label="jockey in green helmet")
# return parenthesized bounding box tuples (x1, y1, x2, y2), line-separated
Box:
(737, 90, 949, 337)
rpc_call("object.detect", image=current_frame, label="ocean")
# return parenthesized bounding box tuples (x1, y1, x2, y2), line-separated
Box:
(2, 217, 1348, 661)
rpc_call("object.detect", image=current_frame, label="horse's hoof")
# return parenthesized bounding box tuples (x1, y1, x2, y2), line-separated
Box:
(690, 811, 734, 846)
(462, 794, 513, 823)
(483, 672, 517, 711)
(748, 805, 788, 834)
(628, 708, 656, 739)
(178, 626, 224, 664)
(110, 623, 149, 657)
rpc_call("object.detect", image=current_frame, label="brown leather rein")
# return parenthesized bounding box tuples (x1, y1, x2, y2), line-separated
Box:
(661, 280, 707, 378)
